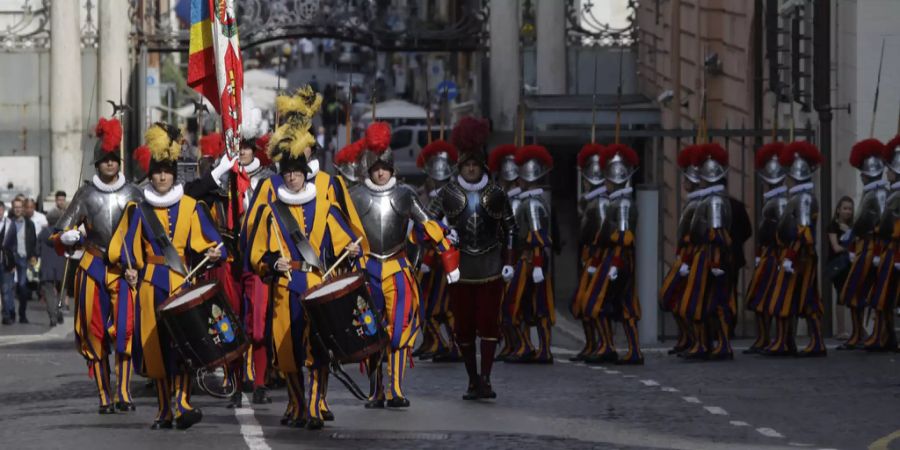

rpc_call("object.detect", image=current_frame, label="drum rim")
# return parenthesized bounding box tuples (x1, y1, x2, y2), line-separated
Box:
(157, 280, 223, 315)
(339, 336, 390, 364)
(301, 272, 365, 305)
(188, 341, 250, 372)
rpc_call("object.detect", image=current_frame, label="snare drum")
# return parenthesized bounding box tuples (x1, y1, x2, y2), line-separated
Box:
(302, 273, 389, 364)
(157, 281, 249, 371)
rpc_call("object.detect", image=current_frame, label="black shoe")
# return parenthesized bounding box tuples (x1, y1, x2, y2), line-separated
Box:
(150, 419, 173, 430)
(386, 397, 410, 408)
(504, 351, 535, 364)
(18, 317, 28, 324)
(115, 401, 135, 412)
(252, 388, 272, 404)
(321, 410, 335, 421)
(531, 355, 554, 364)
(1, 318, 11, 325)
(98, 404, 116, 414)
(708, 351, 734, 361)
(569, 352, 587, 362)
(57, 312, 63, 324)
(835, 342, 858, 351)
(667, 345, 689, 355)
(286, 417, 307, 428)
(280, 414, 291, 426)
(175, 409, 203, 430)
(412, 345, 432, 358)
(48, 321, 56, 327)
(615, 356, 645, 366)
(226, 392, 242, 409)
(478, 376, 497, 399)
(432, 351, 462, 363)
(742, 347, 761, 355)
(462, 382, 480, 401)
(364, 399, 385, 409)
(585, 351, 618, 365)
(306, 417, 324, 430)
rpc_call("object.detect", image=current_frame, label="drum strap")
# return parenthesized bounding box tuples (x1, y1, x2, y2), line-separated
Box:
(138, 202, 188, 276)
(270, 201, 324, 272)
(330, 361, 369, 401)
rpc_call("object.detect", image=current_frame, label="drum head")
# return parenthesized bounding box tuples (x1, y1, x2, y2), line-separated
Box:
(303, 273, 364, 303)
(159, 281, 220, 314)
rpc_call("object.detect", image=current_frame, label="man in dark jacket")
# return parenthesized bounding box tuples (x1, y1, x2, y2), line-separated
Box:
(4, 198, 37, 323)
(37, 226, 64, 326)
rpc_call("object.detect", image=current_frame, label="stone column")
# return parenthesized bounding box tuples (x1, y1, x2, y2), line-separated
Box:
(97, 0, 132, 119)
(536, 0, 566, 95)
(50, 0, 83, 195)
(489, 0, 520, 131)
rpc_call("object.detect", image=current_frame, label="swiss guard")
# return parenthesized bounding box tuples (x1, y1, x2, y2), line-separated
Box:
(871, 136, 900, 351)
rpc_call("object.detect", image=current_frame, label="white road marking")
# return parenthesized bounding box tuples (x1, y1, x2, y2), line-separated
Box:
(639, 379, 659, 387)
(605, 370, 620, 374)
(623, 375, 636, 379)
(556, 359, 571, 364)
(660, 386, 679, 392)
(0, 323, 70, 347)
(235, 394, 271, 450)
(703, 406, 728, 416)
(787, 443, 813, 447)
(682, 396, 701, 404)
(729, 421, 750, 427)
(756, 427, 785, 438)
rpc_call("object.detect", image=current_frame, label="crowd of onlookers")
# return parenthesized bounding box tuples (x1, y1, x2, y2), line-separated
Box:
(0, 191, 70, 326)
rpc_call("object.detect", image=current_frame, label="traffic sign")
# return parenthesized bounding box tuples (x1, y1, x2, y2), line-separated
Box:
(436, 80, 458, 102)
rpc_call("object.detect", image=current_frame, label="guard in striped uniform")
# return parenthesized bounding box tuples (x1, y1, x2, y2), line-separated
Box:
(743, 142, 788, 354)
(764, 141, 825, 357)
(351, 121, 460, 408)
(870, 136, 900, 350)
(839, 139, 889, 350)
(109, 122, 225, 429)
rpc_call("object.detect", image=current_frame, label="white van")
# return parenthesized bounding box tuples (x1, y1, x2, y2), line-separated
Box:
(388, 125, 451, 181)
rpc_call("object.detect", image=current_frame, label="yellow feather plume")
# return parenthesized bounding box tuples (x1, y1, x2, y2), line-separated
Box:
(145, 123, 181, 162)
(275, 85, 323, 123)
(267, 122, 316, 162)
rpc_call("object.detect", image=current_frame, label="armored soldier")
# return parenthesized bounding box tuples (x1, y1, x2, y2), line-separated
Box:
(504, 145, 555, 363)
(109, 122, 225, 429)
(839, 139, 889, 350)
(744, 142, 788, 354)
(351, 122, 459, 409)
(53, 117, 143, 414)
(764, 141, 825, 357)
(435, 116, 516, 399)
(659, 145, 703, 356)
(676, 143, 735, 360)
(333, 138, 364, 187)
(871, 136, 900, 350)
(412, 139, 461, 362)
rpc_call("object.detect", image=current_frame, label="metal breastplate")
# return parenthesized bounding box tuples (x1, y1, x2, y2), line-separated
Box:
(55, 183, 143, 253)
(879, 191, 900, 240)
(758, 195, 787, 246)
(607, 197, 637, 237)
(516, 195, 550, 243)
(677, 199, 699, 243)
(351, 184, 413, 258)
(690, 194, 731, 243)
(441, 182, 513, 281)
(580, 196, 608, 245)
(852, 188, 887, 237)
(778, 192, 818, 240)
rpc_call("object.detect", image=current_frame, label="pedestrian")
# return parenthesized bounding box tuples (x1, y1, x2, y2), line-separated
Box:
(826, 197, 854, 294)
(310, 74, 320, 94)
(37, 225, 64, 326)
(24, 198, 48, 236)
(4, 197, 37, 324)
(0, 202, 14, 325)
(45, 191, 67, 226)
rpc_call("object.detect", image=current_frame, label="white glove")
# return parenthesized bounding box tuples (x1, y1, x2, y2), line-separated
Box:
(446, 229, 459, 245)
(754, 257, 760, 267)
(586, 266, 598, 275)
(419, 262, 431, 274)
(711, 268, 725, 277)
(782, 259, 794, 273)
(894, 262, 900, 271)
(608, 266, 619, 280)
(872, 256, 881, 268)
(211, 153, 238, 181)
(445, 268, 460, 284)
(848, 252, 857, 263)
(60, 229, 81, 246)
(532, 266, 545, 283)
(501, 265, 514, 282)
(678, 263, 689, 277)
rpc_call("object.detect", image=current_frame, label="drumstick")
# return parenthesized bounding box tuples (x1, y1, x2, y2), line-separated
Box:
(270, 220, 292, 282)
(183, 242, 225, 283)
(322, 237, 363, 280)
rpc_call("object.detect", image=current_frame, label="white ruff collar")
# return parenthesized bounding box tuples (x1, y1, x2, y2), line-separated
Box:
(458, 174, 488, 191)
(364, 176, 397, 192)
(308, 159, 320, 177)
(686, 189, 705, 201)
(506, 187, 522, 198)
(277, 183, 317, 205)
(609, 186, 633, 200)
(144, 184, 184, 208)
(242, 157, 261, 173)
(863, 179, 887, 192)
(519, 188, 544, 199)
(789, 182, 815, 194)
(763, 185, 787, 200)
(428, 188, 441, 198)
(92, 174, 126, 193)
(892, 181, 900, 191)
(583, 185, 606, 201)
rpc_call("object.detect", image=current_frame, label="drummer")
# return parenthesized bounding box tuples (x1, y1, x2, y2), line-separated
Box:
(109, 123, 225, 430)
(248, 109, 361, 431)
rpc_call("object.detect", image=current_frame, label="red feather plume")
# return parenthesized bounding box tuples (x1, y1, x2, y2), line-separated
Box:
(199, 133, 225, 159)
(255, 133, 272, 166)
(365, 122, 392, 153)
(601, 143, 639, 169)
(451, 116, 490, 154)
(94, 117, 122, 153)
(577, 143, 605, 168)
(755, 142, 785, 169)
(336, 139, 365, 165)
(677, 145, 699, 169)
(515, 144, 553, 168)
(849, 138, 886, 168)
(779, 140, 824, 166)
(133, 145, 150, 173)
(419, 140, 459, 169)
(704, 142, 728, 165)
(488, 144, 519, 173)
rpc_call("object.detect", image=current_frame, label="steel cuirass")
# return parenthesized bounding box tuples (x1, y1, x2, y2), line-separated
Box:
(852, 187, 888, 238)
(54, 181, 144, 254)
(351, 182, 428, 259)
(516, 193, 550, 243)
(878, 189, 900, 241)
(778, 191, 818, 240)
(580, 195, 609, 246)
(759, 193, 788, 247)
(677, 197, 700, 245)
(691, 191, 731, 243)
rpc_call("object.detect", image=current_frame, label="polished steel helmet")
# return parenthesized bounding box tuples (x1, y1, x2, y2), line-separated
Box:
(499, 155, 519, 182)
(890, 147, 900, 175)
(360, 147, 393, 174)
(787, 157, 812, 181)
(603, 153, 633, 185)
(699, 158, 728, 183)
(581, 153, 604, 185)
(519, 159, 549, 182)
(425, 152, 454, 181)
(858, 155, 885, 178)
(683, 165, 701, 184)
(758, 156, 785, 184)
(336, 160, 359, 182)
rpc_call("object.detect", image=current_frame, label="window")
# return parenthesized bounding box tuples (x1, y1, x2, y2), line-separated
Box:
(391, 129, 413, 149)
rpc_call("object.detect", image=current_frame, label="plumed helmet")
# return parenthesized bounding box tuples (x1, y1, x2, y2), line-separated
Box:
(600, 144, 639, 185)
(755, 142, 786, 184)
(514, 145, 553, 182)
(420, 140, 459, 181)
(886, 135, 900, 175)
(779, 140, 824, 182)
(451, 116, 490, 167)
(359, 122, 393, 173)
(849, 138, 886, 178)
(577, 143, 605, 186)
(93, 117, 123, 166)
(145, 122, 182, 176)
(334, 138, 365, 182)
(488, 144, 519, 182)
(693, 143, 729, 183)
(677, 145, 702, 184)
